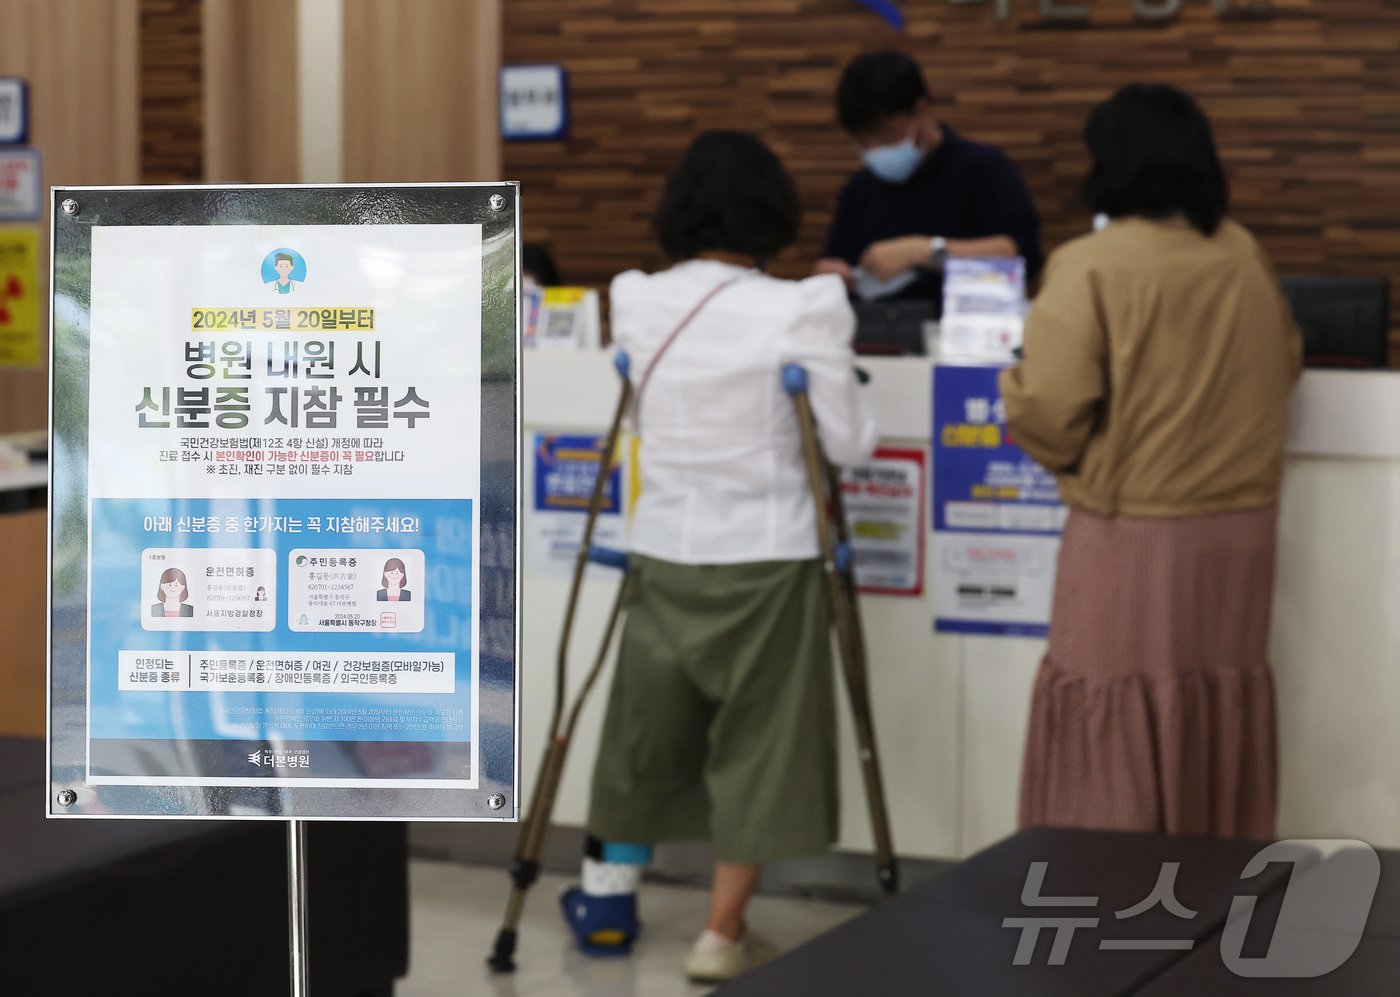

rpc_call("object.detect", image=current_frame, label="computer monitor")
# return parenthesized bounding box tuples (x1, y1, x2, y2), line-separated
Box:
(852, 300, 934, 356)
(1279, 275, 1389, 368)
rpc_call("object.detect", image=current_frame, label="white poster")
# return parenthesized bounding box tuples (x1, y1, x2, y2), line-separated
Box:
(931, 532, 1062, 633)
(841, 446, 925, 596)
(85, 224, 483, 788)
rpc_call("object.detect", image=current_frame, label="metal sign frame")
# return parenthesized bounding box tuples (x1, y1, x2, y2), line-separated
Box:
(47, 183, 520, 822)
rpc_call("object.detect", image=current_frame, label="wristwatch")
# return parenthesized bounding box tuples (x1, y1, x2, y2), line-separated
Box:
(929, 235, 948, 270)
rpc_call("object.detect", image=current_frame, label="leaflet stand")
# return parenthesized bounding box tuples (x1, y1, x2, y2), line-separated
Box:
(288, 820, 310, 995)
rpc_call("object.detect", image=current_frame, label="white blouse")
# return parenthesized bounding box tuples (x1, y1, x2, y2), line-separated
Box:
(611, 259, 878, 565)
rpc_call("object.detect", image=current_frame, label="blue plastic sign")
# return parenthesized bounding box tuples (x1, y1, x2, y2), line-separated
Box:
(854, 0, 905, 30)
(500, 65, 568, 141)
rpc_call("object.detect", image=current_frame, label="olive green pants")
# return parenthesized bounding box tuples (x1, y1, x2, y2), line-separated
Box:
(586, 555, 837, 864)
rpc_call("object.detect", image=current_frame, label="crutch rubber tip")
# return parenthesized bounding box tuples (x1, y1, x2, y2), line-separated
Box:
(878, 862, 899, 895)
(781, 363, 809, 396)
(488, 928, 518, 973)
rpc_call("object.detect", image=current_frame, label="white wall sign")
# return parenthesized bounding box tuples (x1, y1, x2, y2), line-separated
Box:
(0, 78, 29, 145)
(841, 446, 926, 596)
(0, 148, 40, 221)
(500, 65, 568, 141)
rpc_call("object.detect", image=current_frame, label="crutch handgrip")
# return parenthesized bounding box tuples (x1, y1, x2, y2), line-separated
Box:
(781, 363, 809, 396)
(614, 349, 631, 380)
(588, 545, 630, 571)
(835, 541, 854, 575)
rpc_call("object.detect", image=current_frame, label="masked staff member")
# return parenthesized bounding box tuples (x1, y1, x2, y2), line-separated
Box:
(815, 50, 1043, 309)
(562, 130, 877, 985)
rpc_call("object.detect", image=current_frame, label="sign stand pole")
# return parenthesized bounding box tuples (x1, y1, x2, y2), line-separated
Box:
(288, 819, 310, 996)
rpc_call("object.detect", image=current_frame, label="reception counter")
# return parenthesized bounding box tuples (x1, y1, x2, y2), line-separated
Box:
(7, 359, 1395, 859)
(522, 352, 1400, 860)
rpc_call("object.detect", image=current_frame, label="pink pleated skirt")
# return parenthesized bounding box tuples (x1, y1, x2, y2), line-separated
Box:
(1018, 505, 1279, 840)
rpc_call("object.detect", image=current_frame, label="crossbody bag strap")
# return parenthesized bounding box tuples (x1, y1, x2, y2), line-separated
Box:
(631, 273, 748, 432)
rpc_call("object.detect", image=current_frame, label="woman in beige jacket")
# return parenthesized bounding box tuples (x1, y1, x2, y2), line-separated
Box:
(1000, 84, 1301, 839)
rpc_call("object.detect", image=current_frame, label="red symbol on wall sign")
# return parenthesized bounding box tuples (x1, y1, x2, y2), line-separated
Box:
(0, 273, 21, 325)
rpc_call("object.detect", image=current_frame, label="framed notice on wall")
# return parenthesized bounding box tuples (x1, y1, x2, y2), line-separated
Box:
(48, 184, 520, 821)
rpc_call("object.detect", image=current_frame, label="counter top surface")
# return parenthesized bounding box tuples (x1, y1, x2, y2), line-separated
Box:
(524, 350, 1400, 460)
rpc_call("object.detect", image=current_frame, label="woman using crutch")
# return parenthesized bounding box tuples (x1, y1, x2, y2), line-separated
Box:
(561, 130, 877, 984)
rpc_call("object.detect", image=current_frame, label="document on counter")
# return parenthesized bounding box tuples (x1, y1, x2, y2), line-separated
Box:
(852, 266, 920, 303)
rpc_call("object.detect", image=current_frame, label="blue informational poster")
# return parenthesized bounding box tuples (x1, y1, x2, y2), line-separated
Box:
(533, 433, 621, 515)
(931, 364, 1065, 637)
(525, 431, 632, 575)
(79, 222, 488, 789)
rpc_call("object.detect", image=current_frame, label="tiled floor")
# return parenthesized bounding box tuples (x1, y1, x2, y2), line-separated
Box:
(400, 859, 866, 996)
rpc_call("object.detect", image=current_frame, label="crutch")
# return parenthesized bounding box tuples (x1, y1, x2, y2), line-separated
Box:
(488, 353, 633, 974)
(782, 363, 899, 896)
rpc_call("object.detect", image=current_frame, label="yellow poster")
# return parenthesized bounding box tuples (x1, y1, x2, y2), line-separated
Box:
(0, 226, 39, 366)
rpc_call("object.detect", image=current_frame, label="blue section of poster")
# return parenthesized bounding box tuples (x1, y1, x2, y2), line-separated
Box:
(932, 364, 1060, 533)
(88, 496, 473, 747)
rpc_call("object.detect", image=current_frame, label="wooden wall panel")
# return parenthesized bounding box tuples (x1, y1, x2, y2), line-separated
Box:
(0, 509, 46, 736)
(503, 0, 1400, 362)
(203, 0, 300, 183)
(342, 0, 501, 183)
(0, 0, 140, 434)
(141, 0, 203, 183)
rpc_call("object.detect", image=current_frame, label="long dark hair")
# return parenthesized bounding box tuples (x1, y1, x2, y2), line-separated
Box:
(1083, 84, 1228, 236)
(381, 557, 408, 589)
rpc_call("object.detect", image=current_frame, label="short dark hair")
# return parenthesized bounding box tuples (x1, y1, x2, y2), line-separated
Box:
(653, 131, 800, 263)
(836, 51, 930, 135)
(521, 243, 561, 286)
(275, 252, 293, 264)
(1082, 84, 1228, 236)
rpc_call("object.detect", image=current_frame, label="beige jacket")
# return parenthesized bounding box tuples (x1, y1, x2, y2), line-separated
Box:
(999, 216, 1302, 518)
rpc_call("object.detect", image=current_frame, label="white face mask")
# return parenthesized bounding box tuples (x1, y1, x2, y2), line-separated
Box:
(862, 136, 922, 183)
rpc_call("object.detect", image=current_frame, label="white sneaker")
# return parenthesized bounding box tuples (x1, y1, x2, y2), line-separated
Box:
(683, 928, 780, 984)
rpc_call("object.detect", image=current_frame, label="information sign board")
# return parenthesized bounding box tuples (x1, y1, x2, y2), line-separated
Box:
(48, 184, 520, 820)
